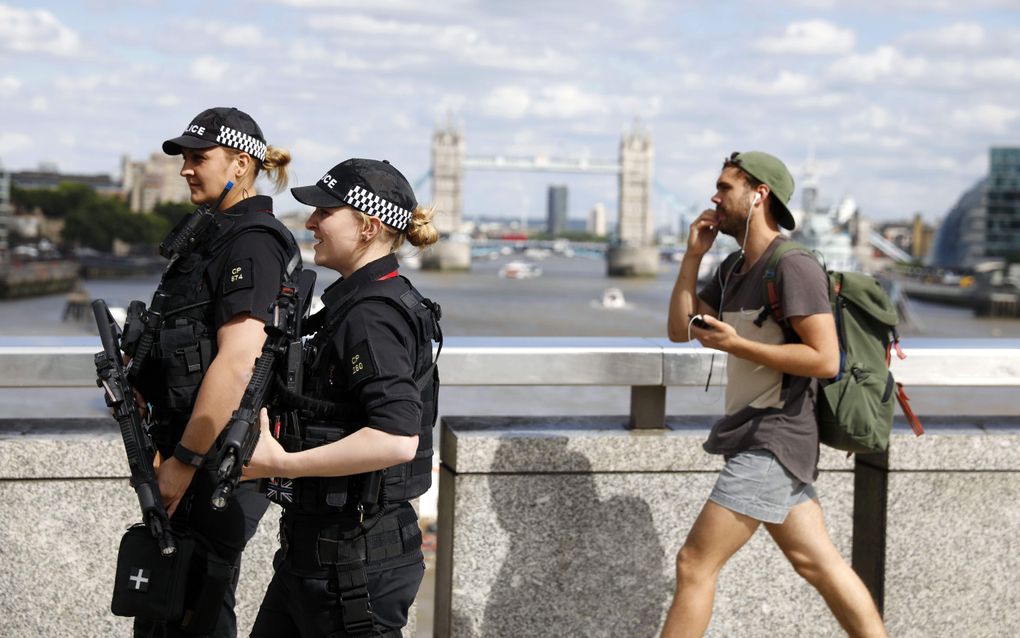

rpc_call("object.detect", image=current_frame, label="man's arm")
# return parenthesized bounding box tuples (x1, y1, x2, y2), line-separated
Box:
(668, 209, 722, 342)
(667, 255, 717, 342)
(156, 315, 268, 515)
(692, 312, 839, 379)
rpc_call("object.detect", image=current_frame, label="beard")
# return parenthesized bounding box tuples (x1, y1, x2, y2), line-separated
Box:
(715, 203, 747, 237)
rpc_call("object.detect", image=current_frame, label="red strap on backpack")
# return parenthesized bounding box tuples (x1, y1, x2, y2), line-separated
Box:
(895, 382, 924, 437)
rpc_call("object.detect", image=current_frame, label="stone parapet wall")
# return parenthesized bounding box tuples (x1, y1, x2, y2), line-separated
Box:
(436, 416, 1020, 638)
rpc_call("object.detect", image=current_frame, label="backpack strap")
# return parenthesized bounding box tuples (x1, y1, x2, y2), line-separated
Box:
(894, 382, 925, 437)
(756, 240, 814, 333)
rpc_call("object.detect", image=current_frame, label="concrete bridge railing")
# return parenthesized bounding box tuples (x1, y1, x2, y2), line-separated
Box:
(1, 337, 1019, 637)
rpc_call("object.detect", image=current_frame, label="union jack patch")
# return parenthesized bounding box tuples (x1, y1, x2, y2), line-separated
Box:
(267, 478, 294, 504)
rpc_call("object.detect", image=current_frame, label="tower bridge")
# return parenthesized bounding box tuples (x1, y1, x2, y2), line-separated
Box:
(428, 121, 658, 276)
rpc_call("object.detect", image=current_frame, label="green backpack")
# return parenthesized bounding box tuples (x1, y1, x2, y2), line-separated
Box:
(724, 241, 924, 453)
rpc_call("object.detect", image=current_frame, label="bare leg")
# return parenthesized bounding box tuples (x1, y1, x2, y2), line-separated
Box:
(661, 500, 760, 638)
(765, 499, 889, 638)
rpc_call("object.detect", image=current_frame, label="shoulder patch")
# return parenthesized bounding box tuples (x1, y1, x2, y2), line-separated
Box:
(346, 339, 377, 388)
(223, 257, 254, 294)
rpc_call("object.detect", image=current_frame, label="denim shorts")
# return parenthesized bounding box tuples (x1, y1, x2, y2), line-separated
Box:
(708, 449, 817, 524)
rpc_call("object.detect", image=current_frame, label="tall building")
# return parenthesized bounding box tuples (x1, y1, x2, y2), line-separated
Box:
(0, 158, 10, 259)
(121, 153, 190, 213)
(588, 202, 607, 237)
(931, 147, 1020, 268)
(547, 184, 568, 236)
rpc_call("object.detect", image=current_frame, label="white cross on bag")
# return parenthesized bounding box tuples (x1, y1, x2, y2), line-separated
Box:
(129, 568, 149, 591)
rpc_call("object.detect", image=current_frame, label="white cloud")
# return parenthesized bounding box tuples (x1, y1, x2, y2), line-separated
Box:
(481, 86, 531, 119)
(220, 24, 265, 47)
(828, 46, 928, 84)
(969, 57, 1020, 84)
(686, 129, 726, 149)
(479, 85, 658, 122)
(30, 96, 48, 111)
(0, 4, 80, 56)
(730, 71, 816, 96)
(308, 15, 575, 73)
(291, 137, 342, 167)
(756, 20, 856, 55)
(840, 105, 931, 137)
(950, 103, 1019, 134)
(0, 75, 20, 96)
(155, 94, 181, 108)
(901, 22, 986, 51)
(275, 0, 468, 9)
(0, 132, 32, 154)
(532, 86, 607, 119)
(191, 56, 230, 83)
(288, 41, 330, 62)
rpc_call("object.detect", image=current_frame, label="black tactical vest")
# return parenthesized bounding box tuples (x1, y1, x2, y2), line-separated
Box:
(139, 203, 298, 449)
(277, 275, 441, 516)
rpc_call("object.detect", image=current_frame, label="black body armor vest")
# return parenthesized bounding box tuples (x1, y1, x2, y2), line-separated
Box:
(137, 207, 298, 450)
(275, 275, 442, 516)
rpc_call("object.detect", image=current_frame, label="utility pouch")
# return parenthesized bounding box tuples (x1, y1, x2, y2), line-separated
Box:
(111, 524, 236, 634)
(111, 524, 194, 623)
(159, 324, 210, 411)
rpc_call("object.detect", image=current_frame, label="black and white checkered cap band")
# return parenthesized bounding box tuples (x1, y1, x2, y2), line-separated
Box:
(215, 125, 267, 162)
(343, 185, 412, 231)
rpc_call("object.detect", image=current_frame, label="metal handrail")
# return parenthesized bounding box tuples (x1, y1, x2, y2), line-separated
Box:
(2, 336, 1019, 427)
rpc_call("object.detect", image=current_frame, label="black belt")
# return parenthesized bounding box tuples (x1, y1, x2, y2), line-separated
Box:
(279, 507, 421, 571)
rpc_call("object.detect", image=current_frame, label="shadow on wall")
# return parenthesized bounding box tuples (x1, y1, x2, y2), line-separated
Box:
(481, 436, 669, 637)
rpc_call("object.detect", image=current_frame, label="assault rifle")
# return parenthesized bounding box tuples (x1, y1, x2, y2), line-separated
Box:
(210, 254, 316, 510)
(122, 182, 234, 380)
(93, 299, 176, 556)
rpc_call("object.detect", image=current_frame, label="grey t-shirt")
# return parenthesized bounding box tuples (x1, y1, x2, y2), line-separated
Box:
(698, 236, 831, 484)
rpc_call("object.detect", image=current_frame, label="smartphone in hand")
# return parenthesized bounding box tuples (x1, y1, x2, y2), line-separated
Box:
(689, 314, 712, 330)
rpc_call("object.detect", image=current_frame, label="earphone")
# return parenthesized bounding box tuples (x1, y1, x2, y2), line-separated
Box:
(752, 192, 761, 205)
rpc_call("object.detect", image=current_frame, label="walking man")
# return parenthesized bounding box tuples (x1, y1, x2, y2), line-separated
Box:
(663, 152, 888, 637)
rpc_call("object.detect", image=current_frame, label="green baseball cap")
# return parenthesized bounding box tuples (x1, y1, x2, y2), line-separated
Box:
(731, 151, 796, 230)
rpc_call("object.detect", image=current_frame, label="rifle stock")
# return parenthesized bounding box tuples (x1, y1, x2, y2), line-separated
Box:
(92, 299, 176, 556)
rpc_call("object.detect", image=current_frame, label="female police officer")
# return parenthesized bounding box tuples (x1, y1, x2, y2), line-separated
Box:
(133, 106, 300, 636)
(242, 158, 441, 637)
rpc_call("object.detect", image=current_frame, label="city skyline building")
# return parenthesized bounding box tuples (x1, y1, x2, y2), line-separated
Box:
(11, 166, 120, 197)
(0, 159, 10, 259)
(931, 147, 1020, 269)
(547, 184, 568, 235)
(121, 152, 190, 213)
(588, 202, 607, 237)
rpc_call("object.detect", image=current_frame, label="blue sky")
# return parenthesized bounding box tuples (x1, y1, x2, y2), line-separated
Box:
(1, 0, 1019, 228)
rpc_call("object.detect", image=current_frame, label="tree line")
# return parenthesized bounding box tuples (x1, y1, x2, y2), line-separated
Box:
(11, 183, 193, 252)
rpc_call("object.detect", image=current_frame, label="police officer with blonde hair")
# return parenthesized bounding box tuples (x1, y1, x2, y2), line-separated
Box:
(243, 158, 442, 637)
(131, 106, 300, 637)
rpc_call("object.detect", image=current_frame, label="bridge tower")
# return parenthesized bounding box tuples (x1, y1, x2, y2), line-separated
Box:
(424, 119, 471, 270)
(607, 123, 658, 276)
(430, 119, 464, 235)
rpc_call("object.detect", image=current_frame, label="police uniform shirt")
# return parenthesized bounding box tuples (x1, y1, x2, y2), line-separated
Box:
(206, 195, 291, 330)
(318, 253, 423, 437)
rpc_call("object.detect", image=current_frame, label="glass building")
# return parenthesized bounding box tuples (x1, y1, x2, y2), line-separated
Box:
(931, 147, 1020, 268)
